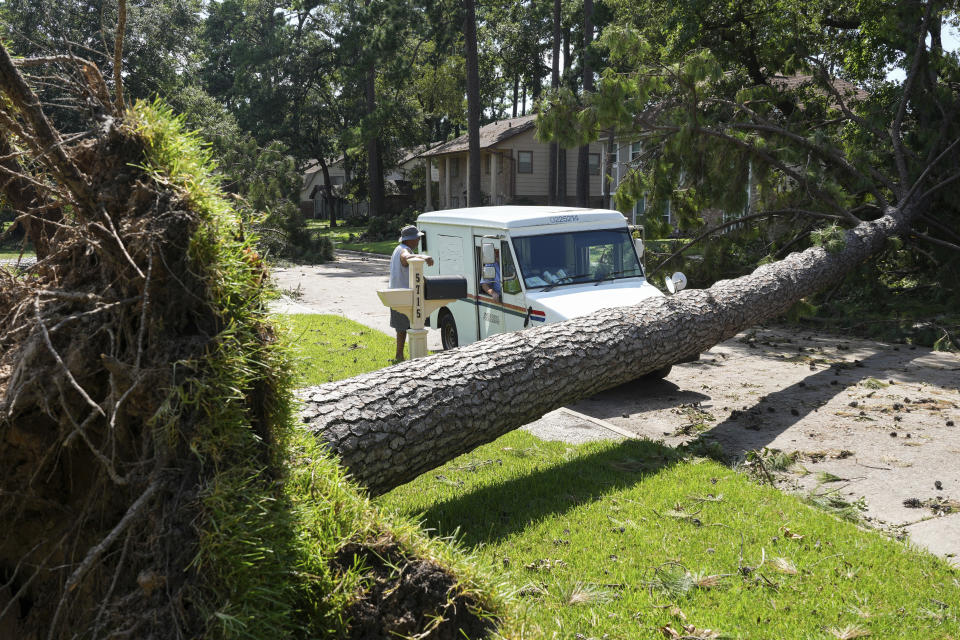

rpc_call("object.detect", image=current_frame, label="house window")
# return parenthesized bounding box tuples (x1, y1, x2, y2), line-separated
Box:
(630, 142, 642, 161)
(632, 196, 645, 224)
(451, 196, 459, 208)
(588, 153, 601, 176)
(484, 154, 490, 174)
(451, 157, 459, 177)
(517, 150, 533, 173)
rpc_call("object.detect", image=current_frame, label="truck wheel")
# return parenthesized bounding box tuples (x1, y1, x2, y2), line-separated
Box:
(439, 311, 458, 350)
(644, 365, 672, 380)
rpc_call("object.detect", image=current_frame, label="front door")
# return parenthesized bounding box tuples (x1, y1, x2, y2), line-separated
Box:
(474, 236, 504, 340)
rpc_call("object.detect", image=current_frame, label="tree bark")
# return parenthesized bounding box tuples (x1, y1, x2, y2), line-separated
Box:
(0, 128, 58, 258)
(318, 157, 336, 227)
(603, 126, 615, 209)
(576, 0, 594, 207)
(463, 0, 482, 207)
(300, 204, 919, 496)
(548, 0, 560, 205)
(365, 65, 385, 220)
(113, 0, 126, 112)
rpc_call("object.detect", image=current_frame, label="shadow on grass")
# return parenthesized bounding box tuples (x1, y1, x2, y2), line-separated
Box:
(403, 437, 682, 547)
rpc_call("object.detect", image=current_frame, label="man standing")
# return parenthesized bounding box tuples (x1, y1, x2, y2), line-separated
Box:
(390, 225, 434, 361)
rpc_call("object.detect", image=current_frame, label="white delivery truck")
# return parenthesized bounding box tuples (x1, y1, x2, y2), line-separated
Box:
(418, 205, 690, 377)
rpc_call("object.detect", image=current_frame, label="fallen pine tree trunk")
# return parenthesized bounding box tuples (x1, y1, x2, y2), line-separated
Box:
(300, 204, 918, 496)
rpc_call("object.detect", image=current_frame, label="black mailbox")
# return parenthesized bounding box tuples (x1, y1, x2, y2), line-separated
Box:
(424, 275, 467, 300)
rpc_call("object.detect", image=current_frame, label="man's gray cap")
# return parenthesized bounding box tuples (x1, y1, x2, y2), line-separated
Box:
(399, 225, 424, 242)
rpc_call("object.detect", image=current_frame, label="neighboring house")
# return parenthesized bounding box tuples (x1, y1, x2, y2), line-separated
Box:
(421, 115, 606, 210)
(300, 146, 436, 219)
(299, 159, 348, 217)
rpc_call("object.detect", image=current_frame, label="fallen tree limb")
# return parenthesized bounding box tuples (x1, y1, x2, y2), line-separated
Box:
(300, 204, 917, 496)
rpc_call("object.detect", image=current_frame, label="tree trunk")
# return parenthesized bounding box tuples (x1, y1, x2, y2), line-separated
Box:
(0, 130, 59, 258)
(512, 74, 519, 118)
(463, 0, 482, 207)
(365, 65, 385, 220)
(603, 126, 615, 209)
(548, 0, 560, 205)
(558, 27, 571, 202)
(300, 205, 919, 496)
(318, 157, 336, 227)
(576, 0, 594, 207)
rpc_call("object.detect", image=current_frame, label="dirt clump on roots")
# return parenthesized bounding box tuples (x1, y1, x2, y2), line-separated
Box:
(333, 538, 495, 640)
(0, 51, 277, 639)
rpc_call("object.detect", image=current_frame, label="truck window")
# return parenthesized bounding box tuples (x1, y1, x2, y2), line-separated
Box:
(512, 228, 644, 290)
(501, 240, 521, 295)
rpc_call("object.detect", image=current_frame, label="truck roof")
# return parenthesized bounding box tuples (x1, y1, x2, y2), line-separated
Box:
(417, 205, 627, 231)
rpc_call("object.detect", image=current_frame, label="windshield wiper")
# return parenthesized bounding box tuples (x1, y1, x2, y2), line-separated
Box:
(594, 269, 643, 285)
(541, 272, 592, 292)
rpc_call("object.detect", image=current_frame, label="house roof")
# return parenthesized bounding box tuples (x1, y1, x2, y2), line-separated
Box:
(769, 73, 869, 102)
(421, 115, 538, 157)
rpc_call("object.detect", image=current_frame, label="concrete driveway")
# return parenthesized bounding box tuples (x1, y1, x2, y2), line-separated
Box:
(271, 251, 442, 351)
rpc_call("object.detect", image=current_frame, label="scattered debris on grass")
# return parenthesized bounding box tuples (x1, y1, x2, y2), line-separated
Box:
(553, 581, 617, 606)
(525, 558, 567, 572)
(827, 624, 872, 639)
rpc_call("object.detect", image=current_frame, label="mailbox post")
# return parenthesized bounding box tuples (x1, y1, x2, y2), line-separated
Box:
(405, 256, 429, 359)
(377, 256, 466, 359)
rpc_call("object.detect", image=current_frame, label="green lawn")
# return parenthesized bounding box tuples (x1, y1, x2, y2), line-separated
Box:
(305, 219, 394, 255)
(0, 220, 35, 259)
(286, 313, 960, 639)
(280, 314, 400, 384)
(0, 251, 33, 260)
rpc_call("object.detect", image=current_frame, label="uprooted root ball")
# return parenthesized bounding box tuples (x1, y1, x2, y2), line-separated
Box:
(0, 100, 282, 639)
(0, 66, 499, 637)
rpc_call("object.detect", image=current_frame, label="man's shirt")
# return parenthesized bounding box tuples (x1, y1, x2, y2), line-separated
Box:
(480, 261, 502, 296)
(389, 244, 412, 289)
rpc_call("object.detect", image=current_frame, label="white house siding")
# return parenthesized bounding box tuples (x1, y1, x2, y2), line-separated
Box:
(493, 129, 605, 203)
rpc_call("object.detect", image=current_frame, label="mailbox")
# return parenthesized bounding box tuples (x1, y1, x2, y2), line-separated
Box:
(424, 275, 466, 301)
(377, 257, 464, 359)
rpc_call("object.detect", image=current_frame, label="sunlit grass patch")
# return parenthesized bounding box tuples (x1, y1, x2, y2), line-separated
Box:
(378, 433, 960, 639)
(305, 220, 395, 255)
(281, 314, 398, 384)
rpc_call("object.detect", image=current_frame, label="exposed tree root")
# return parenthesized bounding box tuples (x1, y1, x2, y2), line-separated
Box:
(0, 46, 252, 639)
(332, 538, 495, 640)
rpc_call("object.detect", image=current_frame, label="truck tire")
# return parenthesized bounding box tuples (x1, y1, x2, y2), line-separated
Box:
(439, 310, 458, 350)
(643, 365, 672, 380)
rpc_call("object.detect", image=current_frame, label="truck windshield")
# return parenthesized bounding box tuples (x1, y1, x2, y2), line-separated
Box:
(511, 228, 644, 290)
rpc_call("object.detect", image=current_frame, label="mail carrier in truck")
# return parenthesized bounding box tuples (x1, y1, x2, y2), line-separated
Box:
(418, 205, 689, 377)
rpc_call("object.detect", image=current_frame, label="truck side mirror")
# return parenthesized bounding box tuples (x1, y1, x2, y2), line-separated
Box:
(482, 265, 497, 281)
(634, 238, 644, 258)
(665, 272, 687, 294)
(481, 242, 496, 265)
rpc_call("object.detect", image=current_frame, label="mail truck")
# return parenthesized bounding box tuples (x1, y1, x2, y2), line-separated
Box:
(418, 205, 688, 376)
